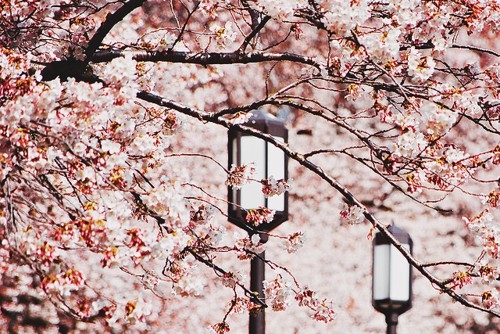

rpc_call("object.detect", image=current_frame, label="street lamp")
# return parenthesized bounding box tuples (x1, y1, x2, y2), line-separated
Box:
(372, 225, 413, 334)
(227, 109, 288, 334)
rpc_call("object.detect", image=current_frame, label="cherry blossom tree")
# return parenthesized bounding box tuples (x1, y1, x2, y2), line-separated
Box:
(1, 0, 500, 332)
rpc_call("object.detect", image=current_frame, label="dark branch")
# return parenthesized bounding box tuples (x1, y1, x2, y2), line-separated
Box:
(170, 2, 200, 51)
(92, 49, 321, 68)
(41, 0, 145, 82)
(239, 15, 271, 53)
(84, 0, 146, 60)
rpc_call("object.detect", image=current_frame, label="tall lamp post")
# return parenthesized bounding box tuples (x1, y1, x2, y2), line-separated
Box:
(372, 225, 413, 334)
(228, 109, 288, 334)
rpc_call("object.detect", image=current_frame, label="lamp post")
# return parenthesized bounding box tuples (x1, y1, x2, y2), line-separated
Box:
(372, 225, 413, 334)
(227, 109, 288, 334)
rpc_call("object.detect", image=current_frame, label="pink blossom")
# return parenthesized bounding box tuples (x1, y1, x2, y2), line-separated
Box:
(282, 232, 305, 254)
(245, 207, 275, 226)
(225, 164, 255, 189)
(261, 176, 291, 197)
(482, 289, 500, 309)
(340, 204, 365, 225)
(263, 275, 293, 311)
(407, 48, 436, 81)
(210, 22, 237, 48)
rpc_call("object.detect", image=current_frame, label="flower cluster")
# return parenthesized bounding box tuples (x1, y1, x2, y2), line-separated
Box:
(245, 207, 275, 226)
(322, 0, 370, 38)
(172, 265, 206, 297)
(420, 101, 458, 136)
(282, 232, 305, 254)
(449, 271, 473, 289)
(407, 48, 436, 81)
(261, 176, 291, 197)
(340, 204, 365, 225)
(142, 182, 191, 228)
(209, 322, 231, 334)
(358, 28, 402, 63)
(234, 234, 266, 260)
(405, 171, 423, 194)
(263, 275, 293, 311)
(138, 31, 176, 52)
(295, 288, 336, 323)
(251, 0, 307, 20)
(392, 130, 427, 159)
(477, 263, 498, 284)
(210, 22, 237, 48)
(482, 289, 500, 309)
(230, 297, 252, 314)
(112, 295, 153, 326)
(463, 210, 498, 260)
(221, 271, 245, 289)
(41, 267, 85, 298)
(483, 189, 500, 209)
(225, 164, 255, 189)
(423, 155, 470, 190)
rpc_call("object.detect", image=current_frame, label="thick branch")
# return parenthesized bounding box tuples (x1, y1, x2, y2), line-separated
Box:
(40, 0, 145, 81)
(84, 0, 146, 60)
(92, 49, 322, 68)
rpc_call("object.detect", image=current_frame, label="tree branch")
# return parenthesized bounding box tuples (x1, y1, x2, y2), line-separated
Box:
(239, 15, 271, 53)
(40, 0, 145, 81)
(84, 0, 146, 61)
(91, 49, 322, 68)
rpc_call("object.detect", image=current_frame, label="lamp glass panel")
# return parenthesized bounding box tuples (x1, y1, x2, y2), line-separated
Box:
(373, 244, 390, 300)
(267, 137, 285, 211)
(231, 138, 238, 210)
(389, 243, 411, 301)
(240, 136, 265, 209)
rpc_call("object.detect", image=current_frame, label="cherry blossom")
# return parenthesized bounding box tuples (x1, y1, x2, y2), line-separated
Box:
(263, 275, 293, 311)
(1, 0, 500, 332)
(245, 207, 275, 226)
(261, 176, 291, 197)
(282, 232, 305, 254)
(407, 47, 436, 81)
(294, 288, 336, 323)
(482, 289, 500, 309)
(225, 163, 255, 189)
(210, 21, 238, 48)
(340, 204, 366, 225)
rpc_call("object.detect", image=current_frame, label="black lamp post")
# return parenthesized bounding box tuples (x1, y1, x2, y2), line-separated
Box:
(228, 109, 288, 334)
(372, 225, 413, 334)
